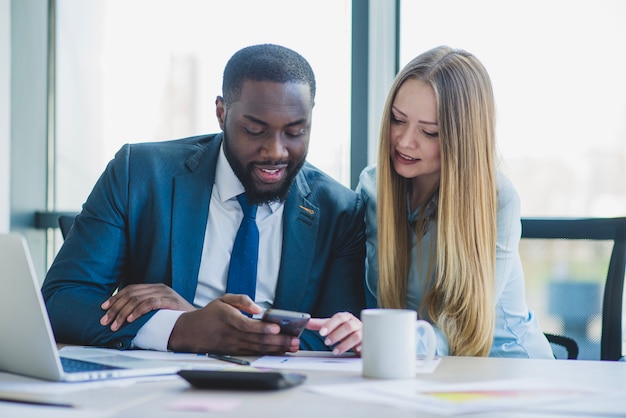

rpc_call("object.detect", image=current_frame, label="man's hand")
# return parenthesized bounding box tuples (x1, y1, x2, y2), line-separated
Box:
(307, 312, 362, 356)
(100, 283, 195, 332)
(167, 294, 300, 355)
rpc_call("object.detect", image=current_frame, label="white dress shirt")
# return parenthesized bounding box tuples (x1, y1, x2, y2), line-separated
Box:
(133, 143, 284, 351)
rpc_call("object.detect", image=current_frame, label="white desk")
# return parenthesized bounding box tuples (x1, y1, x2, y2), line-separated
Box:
(1, 354, 625, 417)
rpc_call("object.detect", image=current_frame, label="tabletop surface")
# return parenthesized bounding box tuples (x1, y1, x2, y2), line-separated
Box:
(1, 352, 625, 418)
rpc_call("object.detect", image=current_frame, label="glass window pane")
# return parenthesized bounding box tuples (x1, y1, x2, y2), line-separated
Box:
(56, 0, 352, 210)
(399, 0, 626, 217)
(520, 238, 612, 359)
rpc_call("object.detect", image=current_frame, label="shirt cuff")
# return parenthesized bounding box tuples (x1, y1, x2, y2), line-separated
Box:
(132, 310, 185, 351)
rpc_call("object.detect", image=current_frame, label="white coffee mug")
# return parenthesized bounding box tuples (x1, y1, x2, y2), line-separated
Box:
(361, 308, 436, 379)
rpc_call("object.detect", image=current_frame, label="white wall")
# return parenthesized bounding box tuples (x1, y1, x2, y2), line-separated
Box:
(0, 0, 10, 233)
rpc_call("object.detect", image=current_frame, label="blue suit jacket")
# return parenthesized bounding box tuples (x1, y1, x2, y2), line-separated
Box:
(42, 133, 366, 350)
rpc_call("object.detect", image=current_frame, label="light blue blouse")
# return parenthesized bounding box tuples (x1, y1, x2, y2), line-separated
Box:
(357, 165, 554, 358)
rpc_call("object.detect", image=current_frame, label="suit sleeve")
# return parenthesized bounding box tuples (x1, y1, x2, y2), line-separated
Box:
(41, 145, 155, 349)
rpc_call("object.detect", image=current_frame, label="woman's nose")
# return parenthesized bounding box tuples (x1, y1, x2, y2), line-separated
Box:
(396, 128, 418, 149)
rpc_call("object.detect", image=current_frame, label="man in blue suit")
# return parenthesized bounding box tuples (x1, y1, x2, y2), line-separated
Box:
(42, 44, 365, 356)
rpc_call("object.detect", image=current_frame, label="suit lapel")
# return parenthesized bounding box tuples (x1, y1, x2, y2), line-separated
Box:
(171, 135, 221, 300)
(275, 171, 319, 310)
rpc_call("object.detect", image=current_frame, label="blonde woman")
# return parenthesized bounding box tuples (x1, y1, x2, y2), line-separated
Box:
(309, 46, 553, 357)
(351, 45, 553, 358)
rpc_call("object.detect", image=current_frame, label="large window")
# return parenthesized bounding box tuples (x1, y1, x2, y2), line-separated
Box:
(399, 0, 626, 218)
(56, 0, 352, 211)
(399, 0, 626, 358)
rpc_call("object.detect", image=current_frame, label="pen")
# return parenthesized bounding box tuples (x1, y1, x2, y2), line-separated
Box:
(206, 353, 251, 366)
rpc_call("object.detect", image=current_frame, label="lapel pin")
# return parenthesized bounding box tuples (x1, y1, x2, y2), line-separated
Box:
(299, 205, 315, 215)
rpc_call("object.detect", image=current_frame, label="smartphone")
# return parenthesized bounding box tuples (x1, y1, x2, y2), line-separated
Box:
(261, 309, 311, 337)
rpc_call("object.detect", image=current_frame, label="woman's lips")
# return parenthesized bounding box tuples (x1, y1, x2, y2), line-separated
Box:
(395, 150, 419, 164)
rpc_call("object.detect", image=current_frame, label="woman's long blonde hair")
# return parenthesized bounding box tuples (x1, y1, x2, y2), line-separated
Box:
(376, 46, 497, 357)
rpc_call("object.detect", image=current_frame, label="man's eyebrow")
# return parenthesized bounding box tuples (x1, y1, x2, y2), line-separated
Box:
(243, 114, 268, 126)
(243, 114, 308, 127)
(285, 118, 308, 127)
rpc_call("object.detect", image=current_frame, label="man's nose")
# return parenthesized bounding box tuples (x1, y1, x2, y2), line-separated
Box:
(262, 134, 288, 161)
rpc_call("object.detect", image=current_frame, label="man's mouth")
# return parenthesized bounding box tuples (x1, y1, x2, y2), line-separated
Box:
(255, 165, 287, 183)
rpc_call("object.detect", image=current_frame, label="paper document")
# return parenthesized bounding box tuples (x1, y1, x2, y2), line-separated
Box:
(252, 354, 440, 374)
(308, 378, 603, 416)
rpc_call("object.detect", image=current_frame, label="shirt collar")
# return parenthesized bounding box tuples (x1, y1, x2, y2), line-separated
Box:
(408, 190, 439, 224)
(215, 142, 244, 203)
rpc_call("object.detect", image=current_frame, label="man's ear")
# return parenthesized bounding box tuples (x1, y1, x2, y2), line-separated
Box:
(215, 96, 226, 130)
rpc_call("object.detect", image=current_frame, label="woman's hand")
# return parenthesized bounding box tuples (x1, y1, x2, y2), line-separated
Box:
(307, 312, 362, 356)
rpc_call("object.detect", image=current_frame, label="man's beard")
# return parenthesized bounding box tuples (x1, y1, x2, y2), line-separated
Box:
(223, 130, 306, 206)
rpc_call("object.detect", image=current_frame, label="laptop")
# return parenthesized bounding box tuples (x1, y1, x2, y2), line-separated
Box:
(0, 233, 184, 382)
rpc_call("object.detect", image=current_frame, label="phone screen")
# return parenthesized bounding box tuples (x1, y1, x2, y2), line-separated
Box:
(261, 309, 311, 337)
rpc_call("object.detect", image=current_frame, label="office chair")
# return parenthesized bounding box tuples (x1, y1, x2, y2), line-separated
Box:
(520, 217, 626, 361)
(543, 333, 579, 360)
(58, 215, 76, 240)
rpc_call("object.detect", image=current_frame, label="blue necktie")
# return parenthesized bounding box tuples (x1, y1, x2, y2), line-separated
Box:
(226, 194, 259, 301)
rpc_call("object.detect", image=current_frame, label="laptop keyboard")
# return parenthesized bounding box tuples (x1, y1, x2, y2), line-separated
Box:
(61, 356, 122, 372)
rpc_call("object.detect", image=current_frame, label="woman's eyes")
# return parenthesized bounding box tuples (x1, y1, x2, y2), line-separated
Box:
(390, 114, 404, 124)
(422, 130, 439, 139)
(391, 116, 439, 138)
